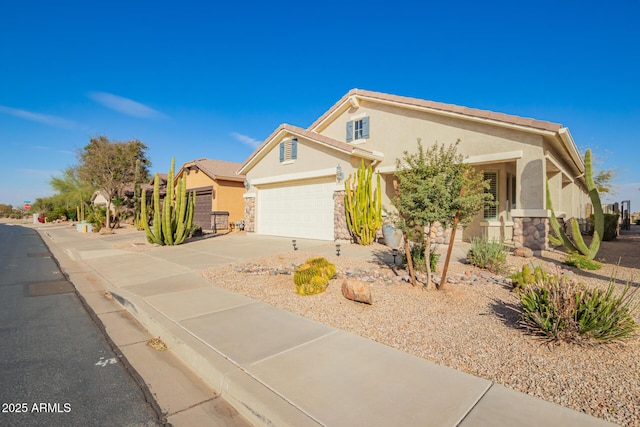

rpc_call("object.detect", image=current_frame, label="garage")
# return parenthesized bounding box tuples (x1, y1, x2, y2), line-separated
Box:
(257, 180, 335, 240)
(193, 188, 213, 230)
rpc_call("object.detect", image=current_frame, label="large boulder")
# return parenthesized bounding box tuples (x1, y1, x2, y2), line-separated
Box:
(341, 279, 372, 304)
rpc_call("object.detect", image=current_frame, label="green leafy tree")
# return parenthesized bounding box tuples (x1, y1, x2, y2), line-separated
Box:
(49, 167, 95, 215)
(392, 140, 492, 289)
(77, 136, 150, 230)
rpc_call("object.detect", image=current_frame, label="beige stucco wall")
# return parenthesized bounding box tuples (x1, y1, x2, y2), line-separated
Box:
(212, 180, 245, 224)
(245, 136, 356, 187)
(319, 100, 549, 212)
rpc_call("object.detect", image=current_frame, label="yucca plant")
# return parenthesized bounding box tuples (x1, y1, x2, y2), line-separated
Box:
(519, 275, 639, 344)
(575, 283, 639, 342)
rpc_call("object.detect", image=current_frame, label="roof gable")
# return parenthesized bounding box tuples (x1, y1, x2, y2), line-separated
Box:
(176, 158, 244, 182)
(238, 124, 382, 175)
(309, 88, 564, 134)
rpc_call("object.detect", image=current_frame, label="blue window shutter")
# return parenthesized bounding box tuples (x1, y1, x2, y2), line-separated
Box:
(291, 139, 298, 159)
(279, 142, 284, 162)
(362, 116, 370, 138)
(346, 121, 353, 142)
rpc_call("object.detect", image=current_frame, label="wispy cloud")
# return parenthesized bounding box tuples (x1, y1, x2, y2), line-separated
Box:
(231, 132, 262, 148)
(0, 105, 76, 129)
(89, 91, 166, 119)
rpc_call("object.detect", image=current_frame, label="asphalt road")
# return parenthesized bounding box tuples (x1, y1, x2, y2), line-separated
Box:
(0, 223, 163, 426)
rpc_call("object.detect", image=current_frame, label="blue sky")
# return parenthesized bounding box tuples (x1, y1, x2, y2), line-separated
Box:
(1, 1, 638, 211)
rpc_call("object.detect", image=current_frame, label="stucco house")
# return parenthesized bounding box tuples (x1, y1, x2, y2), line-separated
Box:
(90, 190, 116, 214)
(238, 89, 588, 250)
(175, 158, 245, 231)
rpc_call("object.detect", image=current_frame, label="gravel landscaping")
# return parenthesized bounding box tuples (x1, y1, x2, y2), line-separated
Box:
(202, 231, 640, 426)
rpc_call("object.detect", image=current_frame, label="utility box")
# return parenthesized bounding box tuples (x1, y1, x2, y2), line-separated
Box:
(211, 211, 229, 233)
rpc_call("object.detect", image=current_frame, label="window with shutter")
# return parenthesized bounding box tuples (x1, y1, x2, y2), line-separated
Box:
(484, 171, 498, 220)
(346, 117, 369, 142)
(279, 138, 297, 163)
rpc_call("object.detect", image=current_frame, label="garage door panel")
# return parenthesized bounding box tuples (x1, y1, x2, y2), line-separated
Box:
(257, 181, 334, 240)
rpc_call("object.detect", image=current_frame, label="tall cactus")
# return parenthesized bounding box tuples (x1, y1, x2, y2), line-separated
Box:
(344, 160, 383, 245)
(141, 158, 195, 245)
(547, 149, 603, 260)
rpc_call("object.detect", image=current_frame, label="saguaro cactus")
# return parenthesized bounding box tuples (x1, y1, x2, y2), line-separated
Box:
(547, 149, 603, 260)
(141, 158, 195, 245)
(344, 160, 383, 245)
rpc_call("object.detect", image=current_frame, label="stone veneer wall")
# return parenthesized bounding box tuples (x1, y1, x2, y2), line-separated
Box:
(430, 222, 453, 244)
(243, 195, 255, 232)
(513, 217, 548, 250)
(333, 190, 351, 240)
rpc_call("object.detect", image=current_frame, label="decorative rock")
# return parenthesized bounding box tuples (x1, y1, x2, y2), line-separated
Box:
(341, 279, 372, 304)
(513, 247, 534, 258)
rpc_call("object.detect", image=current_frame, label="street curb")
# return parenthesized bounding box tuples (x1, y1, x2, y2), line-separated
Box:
(35, 228, 170, 425)
(109, 288, 320, 427)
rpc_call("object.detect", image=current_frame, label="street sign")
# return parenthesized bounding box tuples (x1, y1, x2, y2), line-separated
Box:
(24, 200, 31, 210)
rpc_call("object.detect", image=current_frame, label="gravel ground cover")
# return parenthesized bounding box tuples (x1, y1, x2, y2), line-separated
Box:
(202, 231, 640, 426)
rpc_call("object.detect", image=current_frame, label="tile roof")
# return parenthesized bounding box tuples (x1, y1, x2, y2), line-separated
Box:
(190, 158, 244, 180)
(309, 89, 563, 133)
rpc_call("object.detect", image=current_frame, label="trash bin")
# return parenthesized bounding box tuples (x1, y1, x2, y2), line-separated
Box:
(211, 211, 229, 233)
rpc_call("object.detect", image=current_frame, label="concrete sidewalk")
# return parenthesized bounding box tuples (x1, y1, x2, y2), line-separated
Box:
(33, 224, 615, 427)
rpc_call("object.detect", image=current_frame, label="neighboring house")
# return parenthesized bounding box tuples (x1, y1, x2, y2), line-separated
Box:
(175, 158, 245, 231)
(123, 173, 169, 200)
(90, 190, 116, 214)
(238, 89, 588, 250)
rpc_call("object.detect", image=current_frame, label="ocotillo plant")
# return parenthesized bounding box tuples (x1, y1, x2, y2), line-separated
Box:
(141, 158, 195, 245)
(547, 149, 603, 260)
(344, 160, 383, 245)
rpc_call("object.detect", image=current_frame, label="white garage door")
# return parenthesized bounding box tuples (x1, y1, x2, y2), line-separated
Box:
(257, 181, 335, 240)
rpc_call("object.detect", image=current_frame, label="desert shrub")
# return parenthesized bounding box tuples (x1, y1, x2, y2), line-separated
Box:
(589, 213, 619, 241)
(519, 276, 639, 344)
(401, 244, 440, 273)
(466, 237, 508, 274)
(510, 264, 553, 291)
(564, 252, 602, 270)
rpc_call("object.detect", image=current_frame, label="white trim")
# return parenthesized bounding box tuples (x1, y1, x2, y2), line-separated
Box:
(251, 168, 336, 186)
(353, 148, 383, 160)
(280, 160, 295, 165)
(545, 152, 573, 183)
(351, 95, 559, 137)
(348, 95, 360, 108)
(377, 151, 521, 173)
(377, 165, 396, 174)
(350, 112, 367, 120)
(511, 209, 551, 218)
(480, 220, 515, 227)
(464, 150, 523, 165)
(243, 192, 256, 199)
(558, 127, 585, 175)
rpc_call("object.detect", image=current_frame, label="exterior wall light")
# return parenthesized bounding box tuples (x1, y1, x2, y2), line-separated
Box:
(336, 243, 341, 256)
(292, 240, 297, 251)
(244, 179, 250, 191)
(336, 165, 344, 183)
